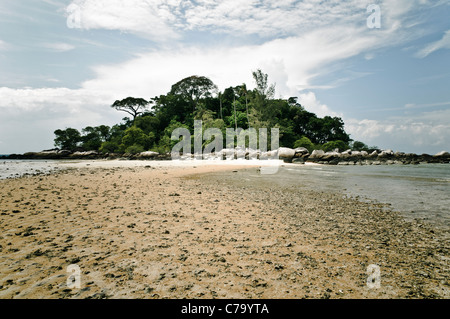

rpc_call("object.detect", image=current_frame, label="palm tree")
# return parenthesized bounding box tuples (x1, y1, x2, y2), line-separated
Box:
(233, 90, 237, 131)
(218, 92, 223, 120)
(239, 84, 250, 129)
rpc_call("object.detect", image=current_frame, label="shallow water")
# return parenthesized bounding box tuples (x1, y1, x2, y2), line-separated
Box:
(0, 160, 61, 179)
(215, 163, 450, 230)
(1, 160, 449, 230)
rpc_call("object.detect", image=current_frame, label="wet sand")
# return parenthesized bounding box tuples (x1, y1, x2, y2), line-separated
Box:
(0, 162, 448, 299)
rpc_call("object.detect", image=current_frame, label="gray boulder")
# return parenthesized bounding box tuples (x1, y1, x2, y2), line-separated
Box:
(309, 150, 325, 159)
(278, 147, 296, 160)
(294, 147, 309, 157)
(260, 150, 278, 159)
(138, 151, 159, 159)
(235, 148, 247, 159)
(325, 151, 340, 156)
(218, 148, 235, 159)
(341, 149, 352, 155)
(277, 148, 295, 163)
(244, 149, 259, 160)
(349, 151, 362, 157)
(292, 158, 305, 164)
(70, 151, 99, 159)
(379, 149, 394, 157)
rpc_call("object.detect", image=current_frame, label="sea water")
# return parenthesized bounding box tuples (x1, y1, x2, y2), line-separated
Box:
(1, 159, 449, 231)
(238, 163, 450, 230)
(0, 160, 62, 179)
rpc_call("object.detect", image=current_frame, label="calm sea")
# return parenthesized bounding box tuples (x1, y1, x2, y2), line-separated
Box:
(220, 163, 450, 231)
(0, 160, 62, 179)
(1, 160, 449, 230)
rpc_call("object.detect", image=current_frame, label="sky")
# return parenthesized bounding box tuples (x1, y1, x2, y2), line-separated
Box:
(0, 0, 449, 155)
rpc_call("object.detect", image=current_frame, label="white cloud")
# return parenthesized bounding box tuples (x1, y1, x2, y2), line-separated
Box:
(297, 92, 341, 118)
(292, 93, 449, 154)
(0, 87, 122, 153)
(0, 39, 11, 51)
(1, 0, 448, 154)
(416, 30, 450, 58)
(56, 0, 437, 101)
(79, 23, 394, 101)
(46, 78, 61, 83)
(42, 42, 76, 52)
(66, 0, 434, 41)
(67, 0, 181, 41)
(345, 109, 450, 153)
(346, 118, 394, 141)
(404, 101, 450, 109)
(0, 86, 122, 118)
(182, 0, 368, 37)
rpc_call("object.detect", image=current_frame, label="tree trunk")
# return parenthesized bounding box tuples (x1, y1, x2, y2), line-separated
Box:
(246, 95, 250, 129)
(234, 95, 237, 131)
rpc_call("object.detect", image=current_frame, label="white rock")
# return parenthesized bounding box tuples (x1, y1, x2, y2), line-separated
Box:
(325, 151, 340, 157)
(310, 150, 325, 158)
(235, 149, 246, 159)
(72, 151, 98, 156)
(294, 147, 309, 155)
(278, 147, 296, 159)
(341, 149, 352, 155)
(260, 150, 278, 159)
(379, 149, 394, 156)
(139, 151, 159, 158)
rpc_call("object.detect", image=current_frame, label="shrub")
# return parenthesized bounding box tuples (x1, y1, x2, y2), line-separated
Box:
(352, 141, 369, 151)
(293, 136, 315, 153)
(125, 144, 145, 155)
(322, 140, 349, 153)
(99, 141, 119, 154)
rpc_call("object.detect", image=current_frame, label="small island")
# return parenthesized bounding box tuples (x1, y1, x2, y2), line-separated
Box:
(1, 72, 449, 300)
(2, 71, 449, 165)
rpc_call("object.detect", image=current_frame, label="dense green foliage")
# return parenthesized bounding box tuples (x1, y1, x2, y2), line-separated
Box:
(54, 70, 373, 154)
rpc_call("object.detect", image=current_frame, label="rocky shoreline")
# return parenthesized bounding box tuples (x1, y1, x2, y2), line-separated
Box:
(292, 149, 450, 166)
(2, 148, 449, 165)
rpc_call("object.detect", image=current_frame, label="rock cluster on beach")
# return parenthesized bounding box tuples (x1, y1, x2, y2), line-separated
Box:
(2, 150, 171, 161)
(298, 149, 450, 165)
(2, 147, 449, 166)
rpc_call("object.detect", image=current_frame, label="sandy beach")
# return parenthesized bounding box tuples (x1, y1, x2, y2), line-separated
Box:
(0, 160, 448, 299)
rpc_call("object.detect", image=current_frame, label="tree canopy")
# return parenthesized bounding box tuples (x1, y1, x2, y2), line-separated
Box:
(170, 75, 218, 113)
(112, 97, 150, 123)
(56, 70, 361, 155)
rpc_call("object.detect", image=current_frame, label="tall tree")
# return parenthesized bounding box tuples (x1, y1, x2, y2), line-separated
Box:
(251, 69, 276, 126)
(112, 97, 150, 124)
(54, 128, 81, 151)
(252, 69, 275, 100)
(238, 84, 250, 128)
(170, 76, 218, 113)
(218, 92, 223, 120)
